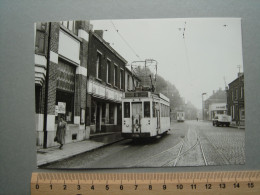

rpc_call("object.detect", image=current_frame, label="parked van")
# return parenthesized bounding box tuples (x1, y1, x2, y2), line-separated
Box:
(212, 114, 231, 127)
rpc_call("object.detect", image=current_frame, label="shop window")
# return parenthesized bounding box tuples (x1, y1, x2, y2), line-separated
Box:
(144, 101, 150, 118)
(35, 85, 42, 113)
(102, 103, 106, 124)
(124, 102, 130, 118)
(117, 104, 122, 125)
(109, 104, 114, 124)
(56, 90, 74, 123)
(72, 134, 77, 140)
(90, 100, 96, 125)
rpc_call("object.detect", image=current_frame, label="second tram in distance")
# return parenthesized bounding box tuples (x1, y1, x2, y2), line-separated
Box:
(121, 91, 171, 139)
(177, 111, 185, 122)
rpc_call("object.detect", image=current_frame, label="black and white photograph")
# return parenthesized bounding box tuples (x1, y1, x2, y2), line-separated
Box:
(35, 18, 245, 168)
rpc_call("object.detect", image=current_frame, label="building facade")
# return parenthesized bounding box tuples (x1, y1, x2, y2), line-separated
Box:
(227, 73, 245, 125)
(86, 30, 127, 134)
(125, 67, 141, 92)
(35, 21, 142, 148)
(34, 21, 91, 148)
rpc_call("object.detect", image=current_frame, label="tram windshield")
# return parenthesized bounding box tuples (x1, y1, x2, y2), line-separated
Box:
(124, 102, 130, 118)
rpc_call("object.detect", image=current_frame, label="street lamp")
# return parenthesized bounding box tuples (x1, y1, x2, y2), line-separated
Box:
(202, 93, 207, 120)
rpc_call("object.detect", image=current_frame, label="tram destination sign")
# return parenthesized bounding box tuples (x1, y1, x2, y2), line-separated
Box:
(125, 91, 149, 98)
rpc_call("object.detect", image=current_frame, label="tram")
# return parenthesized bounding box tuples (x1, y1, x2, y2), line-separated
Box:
(121, 91, 171, 139)
(177, 111, 185, 122)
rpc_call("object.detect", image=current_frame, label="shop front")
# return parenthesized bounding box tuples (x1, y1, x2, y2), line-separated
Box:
(87, 78, 123, 134)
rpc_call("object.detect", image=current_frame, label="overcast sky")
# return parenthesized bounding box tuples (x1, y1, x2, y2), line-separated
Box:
(91, 18, 243, 109)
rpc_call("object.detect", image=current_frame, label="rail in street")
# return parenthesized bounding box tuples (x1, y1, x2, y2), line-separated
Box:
(42, 120, 245, 169)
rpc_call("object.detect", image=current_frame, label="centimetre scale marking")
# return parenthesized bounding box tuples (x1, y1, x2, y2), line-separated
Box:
(31, 171, 260, 195)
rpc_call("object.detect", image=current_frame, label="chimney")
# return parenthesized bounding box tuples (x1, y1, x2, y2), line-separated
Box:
(94, 30, 103, 38)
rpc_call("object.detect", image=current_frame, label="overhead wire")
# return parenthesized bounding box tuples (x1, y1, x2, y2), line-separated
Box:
(110, 21, 142, 61)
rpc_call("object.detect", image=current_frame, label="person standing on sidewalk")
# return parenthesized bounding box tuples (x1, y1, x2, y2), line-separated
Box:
(55, 115, 67, 149)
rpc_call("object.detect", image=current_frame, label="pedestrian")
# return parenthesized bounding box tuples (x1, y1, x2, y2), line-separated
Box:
(55, 115, 67, 149)
(197, 117, 198, 121)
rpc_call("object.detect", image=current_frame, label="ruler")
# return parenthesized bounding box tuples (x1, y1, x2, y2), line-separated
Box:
(31, 171, 260, 195)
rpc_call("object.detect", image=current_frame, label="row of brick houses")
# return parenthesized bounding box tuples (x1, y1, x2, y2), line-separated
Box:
(203, 73, 245, 125)
(34, 21, 140, 148)
(226, 73, 245, 125)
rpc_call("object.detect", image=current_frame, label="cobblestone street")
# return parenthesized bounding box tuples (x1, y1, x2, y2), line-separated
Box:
(43, 120, 245, 169)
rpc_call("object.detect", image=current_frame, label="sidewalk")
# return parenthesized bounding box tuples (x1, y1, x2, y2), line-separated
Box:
(37, 132, 124, 167)
(230, 121, 245, 129)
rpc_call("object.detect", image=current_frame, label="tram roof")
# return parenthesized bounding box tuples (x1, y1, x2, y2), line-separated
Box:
(124, 91, 170, 102)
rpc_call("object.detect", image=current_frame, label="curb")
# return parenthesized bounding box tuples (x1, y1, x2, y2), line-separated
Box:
(38, 137, 125, 167)
(89, 132, 119, 139)
(229, 125, 245, 129)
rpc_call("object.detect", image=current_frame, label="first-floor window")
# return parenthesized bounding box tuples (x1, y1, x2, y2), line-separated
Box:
(96, 52, 102, 79)
(107, 59, 111, 83)
(114, 65, 118, 86)
(120, 69, 124, 89)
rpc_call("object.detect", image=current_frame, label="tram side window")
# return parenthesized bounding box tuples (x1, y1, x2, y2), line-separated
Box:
(161, 104, 165, 117)
(144, 101, 150, 118)
(153, 102, 156, 117)
(124, 102, 130, 118)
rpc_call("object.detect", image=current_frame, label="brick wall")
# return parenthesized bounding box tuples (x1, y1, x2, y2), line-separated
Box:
(87, 32, 126, 90)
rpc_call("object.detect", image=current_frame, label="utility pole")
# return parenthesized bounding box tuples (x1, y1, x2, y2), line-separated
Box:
(43, 22, 52, 148)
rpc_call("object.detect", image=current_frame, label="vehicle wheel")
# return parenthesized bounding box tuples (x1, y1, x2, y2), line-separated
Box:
(226, 124, 230, 127)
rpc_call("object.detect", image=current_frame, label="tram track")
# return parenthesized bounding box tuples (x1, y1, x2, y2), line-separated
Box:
(164, 129, 208, 167)
(129, 138, 184, 167)
(129, 127, 214, 167)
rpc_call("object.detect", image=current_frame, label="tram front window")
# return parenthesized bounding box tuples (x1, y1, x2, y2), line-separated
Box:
(144, 101, 150, 118)
(124, 102, 130, 118)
